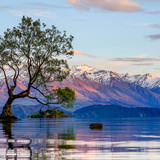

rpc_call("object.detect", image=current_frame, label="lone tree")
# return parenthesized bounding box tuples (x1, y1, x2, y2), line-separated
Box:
(0, 16, 76, 119)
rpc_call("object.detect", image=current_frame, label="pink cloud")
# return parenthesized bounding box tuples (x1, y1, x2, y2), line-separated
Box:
(66, 0, 142, 12)
(73, 50, 97, 58)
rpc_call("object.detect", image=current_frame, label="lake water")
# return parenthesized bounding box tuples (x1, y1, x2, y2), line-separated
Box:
(0, 118, 160, 159)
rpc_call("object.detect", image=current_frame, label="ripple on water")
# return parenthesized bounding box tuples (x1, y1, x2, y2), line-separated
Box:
(0, 118, 160, 159)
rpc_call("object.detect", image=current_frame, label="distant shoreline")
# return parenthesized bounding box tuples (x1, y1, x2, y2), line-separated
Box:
(74, 104, 160, 118)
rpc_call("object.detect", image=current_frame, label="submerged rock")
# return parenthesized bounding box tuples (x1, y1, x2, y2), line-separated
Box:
(29, 109, 69, 118)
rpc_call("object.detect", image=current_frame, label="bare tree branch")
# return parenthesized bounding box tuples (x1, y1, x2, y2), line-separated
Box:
(7, 63, 17, 90)
(27, 95, 63, 106)
(27, 95, 51, 107)
(30, 60, 45, 84)
(0, 66, 10, 94)
(31, 86, 46, 98)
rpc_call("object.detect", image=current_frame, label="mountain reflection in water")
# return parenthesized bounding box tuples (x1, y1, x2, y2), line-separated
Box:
(0, 118, 160, 159)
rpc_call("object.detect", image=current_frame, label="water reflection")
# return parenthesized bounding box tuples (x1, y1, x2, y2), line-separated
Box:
(1, 118, 160, 159)
(32, 128, 76, 159)
(0, 120, 32, 159)
(0, 120, 77, 159)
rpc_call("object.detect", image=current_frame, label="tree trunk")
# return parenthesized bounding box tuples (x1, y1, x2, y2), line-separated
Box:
(0, 98, 18, 119)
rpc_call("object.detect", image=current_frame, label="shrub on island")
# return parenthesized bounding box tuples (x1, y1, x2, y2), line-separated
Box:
(29, 109, 69, 118)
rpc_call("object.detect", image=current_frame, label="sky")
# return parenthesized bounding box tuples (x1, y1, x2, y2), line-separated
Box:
(0, 0, 160, 75)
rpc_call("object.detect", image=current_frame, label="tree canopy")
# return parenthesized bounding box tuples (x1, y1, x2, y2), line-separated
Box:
(0, 16, 76, 118)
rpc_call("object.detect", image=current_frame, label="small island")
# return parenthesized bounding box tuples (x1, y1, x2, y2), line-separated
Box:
(29, 109, 70, 118)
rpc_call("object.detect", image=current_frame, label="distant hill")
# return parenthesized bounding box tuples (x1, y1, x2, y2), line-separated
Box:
(74, 105, 160, 118)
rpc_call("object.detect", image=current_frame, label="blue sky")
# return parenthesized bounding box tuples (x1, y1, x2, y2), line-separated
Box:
(0, 0, 160, 75)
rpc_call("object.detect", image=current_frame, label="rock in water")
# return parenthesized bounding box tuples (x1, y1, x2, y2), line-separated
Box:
(89, 123, 103, 129)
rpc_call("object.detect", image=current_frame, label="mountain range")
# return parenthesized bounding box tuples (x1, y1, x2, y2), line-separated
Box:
(1, 64, 160, 110)
(66, 64, 160, 109)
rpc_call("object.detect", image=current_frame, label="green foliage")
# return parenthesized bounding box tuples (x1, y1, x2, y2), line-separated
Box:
(32, 112, 38, 116)
(1, 16, 74, 84)
(30, 109, 69, 118)
(58, 145, 75, 150)
(0, 16, 76, 109)
(57, 87, 76, 108)
(58, 129, 75, 140)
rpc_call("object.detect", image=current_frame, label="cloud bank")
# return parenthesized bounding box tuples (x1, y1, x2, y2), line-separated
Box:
(66, 0, 142, 12)
(0, 1, 9, 11)
(11, 9, 55, 18)
(126, 23, 160, 29)
(29, 2, 72, 9)
(110, 56, 160, 66)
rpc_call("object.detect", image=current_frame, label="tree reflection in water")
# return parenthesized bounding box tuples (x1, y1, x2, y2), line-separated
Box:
(58, 129, 76, 150)
(0, 119, 76, 159)
(32, 121, 76, 159)
(0, 120, 32, 159)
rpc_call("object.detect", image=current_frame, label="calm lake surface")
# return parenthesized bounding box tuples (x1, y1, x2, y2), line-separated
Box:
(1, 118, 160, 160)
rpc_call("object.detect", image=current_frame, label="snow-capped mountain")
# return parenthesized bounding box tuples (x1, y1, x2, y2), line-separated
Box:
(71, 64, 160, 91)
(69, 64, 160, 108)
(1, 64, 160, 109)
(122, 73, 160, 89)
(70, 64, 126, 86)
